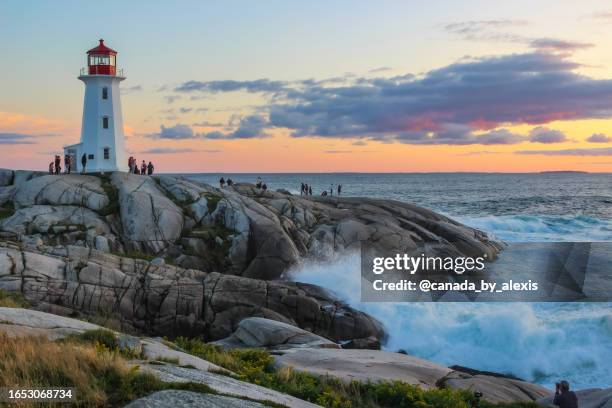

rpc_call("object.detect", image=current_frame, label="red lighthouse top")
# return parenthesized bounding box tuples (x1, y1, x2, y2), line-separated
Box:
(86, 39, 118, 76)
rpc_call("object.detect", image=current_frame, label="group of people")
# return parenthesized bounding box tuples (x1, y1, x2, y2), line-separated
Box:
(307, 183, 342, 197)
(219, 176, 269, 192)
(128, 156, 154, 175)
(219, 177, 235, 188)
(325, 183, 342, 196)
(255, 177, 268, 191)
(300, 183, 313, 196)
(48, 154, 155, 176)
(49, 154, 77, 175)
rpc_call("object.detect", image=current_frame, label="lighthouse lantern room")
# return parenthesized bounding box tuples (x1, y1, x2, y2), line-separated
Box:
(64, 39, 128, 173)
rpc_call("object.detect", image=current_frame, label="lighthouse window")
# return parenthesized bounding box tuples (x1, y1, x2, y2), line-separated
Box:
(102, 87, 108, 100)
(89, 55, 110, 65)
(103, 147, 110, 160)
(102, 117, 109, 129)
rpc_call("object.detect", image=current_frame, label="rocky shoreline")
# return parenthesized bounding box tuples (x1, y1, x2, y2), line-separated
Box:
(2, 169, 608, 406)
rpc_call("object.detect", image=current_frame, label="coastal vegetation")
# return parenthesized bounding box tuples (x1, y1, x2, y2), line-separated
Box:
(0, 332, 215, 407)
(175, 337, 540, 408)
(0, 289, 29, 308)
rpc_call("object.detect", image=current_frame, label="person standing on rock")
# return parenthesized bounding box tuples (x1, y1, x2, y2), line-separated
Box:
(128, 156, 134, 173)
(337, 184, 342, 196)
(309, 185, 312, 195)
(141, 160, 147, 175)
(147, 161, 154, 175)
(220, 177, 225, 188)
(81, 153, 87, 173)
(54, 155, 61, 175)
(64, 154, 71, 174)
(553, 381, 578, 408)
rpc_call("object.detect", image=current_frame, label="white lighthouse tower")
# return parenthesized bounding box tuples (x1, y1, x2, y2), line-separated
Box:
(64, 39, 127, 172)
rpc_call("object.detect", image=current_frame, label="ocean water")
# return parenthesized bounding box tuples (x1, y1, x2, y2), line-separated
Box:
(183, 172, 612, 390)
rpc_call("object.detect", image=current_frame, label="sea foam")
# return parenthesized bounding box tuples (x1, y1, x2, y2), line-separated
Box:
(289, 251, 612, 389)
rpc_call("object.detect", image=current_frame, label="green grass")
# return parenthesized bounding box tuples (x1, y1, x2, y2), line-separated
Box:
(203, 192, 222, 213)
(68, 329, 143, 360)
(0, 289, 30, 308)
(181, 224, 234, 269)
(97, 174, 120, 216)
(0, 201, 15, 220)
(174, 338, 541, 408)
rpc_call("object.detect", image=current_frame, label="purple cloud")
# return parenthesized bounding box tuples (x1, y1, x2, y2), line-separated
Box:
(0, 133, 37, 145)
(529, 127, 569, 144)
(170, 51, 612, 145)
(149, 124, 195, 139)
(516, 147, 612, 156)
(587, 133, 612, 143)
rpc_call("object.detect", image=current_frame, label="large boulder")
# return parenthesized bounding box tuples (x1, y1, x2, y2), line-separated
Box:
(0, 205, 118, 251)
(0, 169, 14, 187)
(0, 307, 102, 340)
(438, 369, 551, 404)
(111, 173, 183, 253)
(213, 317, 339, 350)
(158, 176, 300, 279)
(12, 174, 109, 211)
(203, 272, 385, 344)
(12, 170, 45, 186)
(274, 348, 452, 389)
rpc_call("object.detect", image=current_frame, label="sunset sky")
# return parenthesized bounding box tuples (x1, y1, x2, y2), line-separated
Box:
(3, 1, 612, 172)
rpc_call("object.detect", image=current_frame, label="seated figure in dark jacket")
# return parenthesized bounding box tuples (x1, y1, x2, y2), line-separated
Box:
(554, 380, 578, 408)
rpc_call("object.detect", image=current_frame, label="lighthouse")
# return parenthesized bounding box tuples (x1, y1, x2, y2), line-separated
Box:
(64, 39, 127, 172)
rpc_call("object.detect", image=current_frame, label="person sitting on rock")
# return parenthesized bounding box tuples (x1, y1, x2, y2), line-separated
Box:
(321, 190, 328, 196)
(262, 183, 267, 192)
(219, 177, 225, 188)
(553, 381, 578, 408)
(48, 161, 54, 175)
(256, 177, 262, 189)
(227, 178, 233, 187)
(147, 161, 154, 175)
